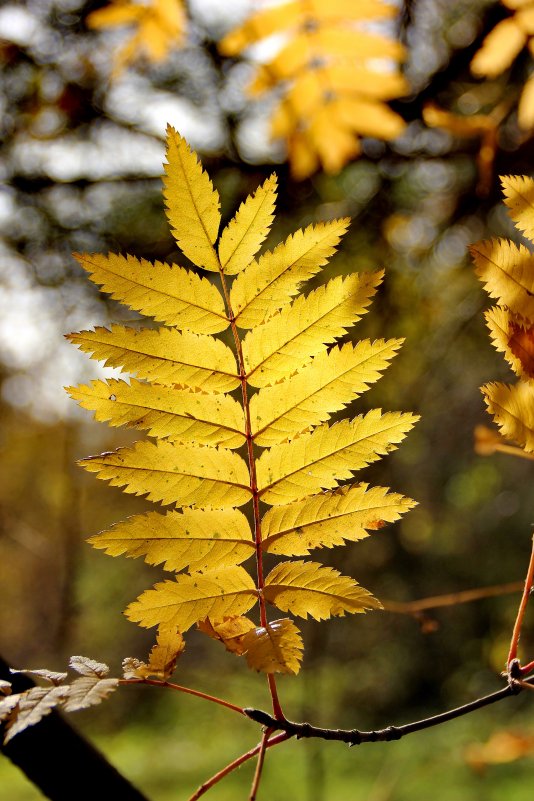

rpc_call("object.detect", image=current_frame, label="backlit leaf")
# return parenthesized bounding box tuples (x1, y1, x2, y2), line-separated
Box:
(250, 339, 402, 446)
(264, 561, 381, 620)
(470, 239, 534, 318)
(197, 615, 256, 655)
(88, 508, 254, 572)
(485, 306, 534, 378)
(68, 379, 245, 448)
(501, 175, 534, 240)
(257, 411, 418, 505)
(73, 252, 228, 333)
(163, 127, 221, 272)
(243, 272, 383, 387)
(80, 440, 251, 508)
(126, 566, 258, 631)
(67, 326, 240, 392)
(262, 483, 416, 555)
(243, 619, 303, 675)
(483, 380, 534, 452)
(231, 219, 350, 329)
(218, 175, 277, 275)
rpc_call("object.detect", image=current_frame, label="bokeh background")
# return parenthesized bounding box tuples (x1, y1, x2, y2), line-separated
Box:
(1, 0, 534, 798)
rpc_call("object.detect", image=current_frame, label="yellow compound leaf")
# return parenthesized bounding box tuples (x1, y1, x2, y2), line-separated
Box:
(243, 619, 303, 675)
(73, 253, 228, 333)
(262, 483, 416, 556)
(264, 560, 381, 620)
(242, 272, 383, 388)
(69, 129, 418, 672)
(87, 0, 186, 73)
(470, 239, 534, 319)
(483, 380, 534, 452)
(250, 339, 402, 446)
(231, 218, 350, 329)
(501, 175, 534, 240)
(125, 566, 258, 631)
(220, 0, 406, 178)
(68, 379, 245, 449)
(471, 16, 527, 77)
(79, 440, 251, 509)
(163, 127, 221, 272)
(88, 508, 254, 572)
(197, 615, 256, 655)
(218, 175, 277, 275)
(257, 411, 418, 505)
(67, 325, 239, 393)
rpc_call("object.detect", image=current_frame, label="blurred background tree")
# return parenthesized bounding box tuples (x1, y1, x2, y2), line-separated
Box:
(0, 1, 533, 799)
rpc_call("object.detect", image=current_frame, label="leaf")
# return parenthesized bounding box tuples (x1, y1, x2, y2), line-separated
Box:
(62, 677, 119, 712)
(67, 326, 240, 393)
(482, 380, 534, 452)
(262, 483, 416, 556)
(68, 379, 245, 448)
(242, 272, 383, 387)
(230, 218, 350, 329)
(125, 566, 258, 631)
(70, 130, 417, 673)
(257, 411, 418, 505)
(198, 615, 256, 655)
(139, 628, 186, 678)
(264, 561, 381, 620)
(80, 440, 251, 509)
(163, 127, 221, 272)
(471, 16, 527, 78)
(218, 175, 277, 275)
(88, 508, 254, 572)
(485, 306, 534, 378)
(243, 619, 303, 675)
(0, 680, 12, 696)
(501, 175, 534, 240)
(470, 239, 534, 318)
(73, 253, 229, 333)
(250, 339, 402, 446)
(220, 0, 406, 178)
(87, 0, 186, 73)
(2, 686, 69, 744)
(9, 669, 68, 685)
(69, 656, 110, 678)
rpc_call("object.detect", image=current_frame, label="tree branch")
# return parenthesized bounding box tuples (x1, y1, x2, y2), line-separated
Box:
(244, 678, 532, 746)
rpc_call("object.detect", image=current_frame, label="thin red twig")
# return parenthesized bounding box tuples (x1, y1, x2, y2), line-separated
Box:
(508, 533, 534, 670)
(249, 727, 273, 801)
(187, 732, 291, 801)
(119, 678, 244, 715)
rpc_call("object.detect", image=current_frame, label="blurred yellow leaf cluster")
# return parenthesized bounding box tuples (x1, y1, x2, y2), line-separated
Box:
(87, 0, 186, 73)
(220, 0, 408, 179)
(471, 175, 534, 453)
(471, 0, 534, 130)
